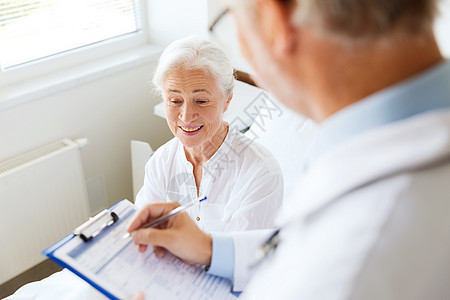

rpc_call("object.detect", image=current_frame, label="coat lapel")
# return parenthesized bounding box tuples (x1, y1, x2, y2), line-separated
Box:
(277, 109, 450, 226)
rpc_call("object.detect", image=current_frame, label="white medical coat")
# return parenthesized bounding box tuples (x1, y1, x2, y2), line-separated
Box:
(235, 109, 450, 299)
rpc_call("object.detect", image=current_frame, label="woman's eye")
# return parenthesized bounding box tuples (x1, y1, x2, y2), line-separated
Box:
(169, 99, 182, 104)
(196, 99, 208, 104)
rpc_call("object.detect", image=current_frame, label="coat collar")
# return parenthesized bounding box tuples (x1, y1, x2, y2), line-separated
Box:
(277, 109, 450, 226)
(311, 60, 450, 163)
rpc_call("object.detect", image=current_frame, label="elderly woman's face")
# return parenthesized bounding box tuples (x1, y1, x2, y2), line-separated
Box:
(163, 68, 231, 149)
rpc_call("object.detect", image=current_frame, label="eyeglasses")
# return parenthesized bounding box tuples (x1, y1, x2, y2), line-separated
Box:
(208, 8, 230, 33)
(207, 7, 259, 88)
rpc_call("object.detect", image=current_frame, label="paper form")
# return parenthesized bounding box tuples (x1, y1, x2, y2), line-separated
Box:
(52, 200, 237, 300)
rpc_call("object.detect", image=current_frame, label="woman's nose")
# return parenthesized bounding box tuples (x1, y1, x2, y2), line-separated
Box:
(179, 103, 198, 123)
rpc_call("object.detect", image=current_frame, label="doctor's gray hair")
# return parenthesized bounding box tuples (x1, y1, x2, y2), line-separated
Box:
(293, 0, 439, 40)
(235, 0, 439, 43)
(153, 36, 234, 96)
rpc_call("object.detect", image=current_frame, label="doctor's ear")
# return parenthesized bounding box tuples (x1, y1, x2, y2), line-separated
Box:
(256, 0, 298, 55)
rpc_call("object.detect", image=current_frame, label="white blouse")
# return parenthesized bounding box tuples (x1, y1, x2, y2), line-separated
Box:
(135, 128, 283, 232)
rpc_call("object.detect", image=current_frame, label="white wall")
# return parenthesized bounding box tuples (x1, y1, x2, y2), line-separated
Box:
(436, 0, 450, 57)
(146, 0, 209, 46)
(0, 61, 173, 209)
(144, 0, 253, 73)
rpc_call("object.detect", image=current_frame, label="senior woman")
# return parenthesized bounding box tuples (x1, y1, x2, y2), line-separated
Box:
(135, 36, 283, 232)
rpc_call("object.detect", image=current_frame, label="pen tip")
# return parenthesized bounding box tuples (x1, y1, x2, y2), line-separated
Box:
(200, 196, 207, 202)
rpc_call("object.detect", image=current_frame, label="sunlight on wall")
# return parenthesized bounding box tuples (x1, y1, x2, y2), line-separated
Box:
(436, 0, 450, 57)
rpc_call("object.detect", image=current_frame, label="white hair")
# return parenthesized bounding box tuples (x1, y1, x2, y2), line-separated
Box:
(153, 35, 235, 96)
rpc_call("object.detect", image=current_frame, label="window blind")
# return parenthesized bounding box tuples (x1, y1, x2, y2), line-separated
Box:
(0, 0, 141, 70)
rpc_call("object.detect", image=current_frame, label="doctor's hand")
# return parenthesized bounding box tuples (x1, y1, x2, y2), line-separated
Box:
(129, 291, 145, 300)
(126, 202, 212, 266)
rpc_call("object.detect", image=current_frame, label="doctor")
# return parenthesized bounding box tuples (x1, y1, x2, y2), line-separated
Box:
(128, 0, 450, 299)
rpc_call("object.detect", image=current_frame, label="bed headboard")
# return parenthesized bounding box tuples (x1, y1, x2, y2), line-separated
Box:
(234, 69, 258, 88)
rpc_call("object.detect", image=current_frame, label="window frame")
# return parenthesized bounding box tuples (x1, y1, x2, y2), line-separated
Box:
(0, 0, 149, 88)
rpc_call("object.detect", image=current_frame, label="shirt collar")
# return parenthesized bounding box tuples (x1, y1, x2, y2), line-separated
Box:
(311, 59, 450, 162)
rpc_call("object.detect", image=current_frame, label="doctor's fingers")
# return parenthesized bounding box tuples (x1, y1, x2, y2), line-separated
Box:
(138, 244, 148, 253)
(132, 227, 178, 249)
(130, 291, 145, 300)
(153, 246, 166, 258)
(132, 222, 211, 265)
(127, 202, 180, 232)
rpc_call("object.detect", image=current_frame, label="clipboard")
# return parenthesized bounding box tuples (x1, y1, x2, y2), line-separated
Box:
(42, 199, 237, 300)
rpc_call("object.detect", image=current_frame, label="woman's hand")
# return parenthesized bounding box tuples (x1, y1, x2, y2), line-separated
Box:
(126, 202, 212, 266)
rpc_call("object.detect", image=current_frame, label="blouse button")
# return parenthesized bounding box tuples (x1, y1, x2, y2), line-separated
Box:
(196, 217, 200, 221)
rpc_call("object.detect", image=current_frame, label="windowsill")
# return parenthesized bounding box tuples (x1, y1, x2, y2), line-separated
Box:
(0, 44, 163, 111)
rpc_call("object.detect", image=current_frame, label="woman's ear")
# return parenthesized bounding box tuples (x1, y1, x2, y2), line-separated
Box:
(224, 93, 233, 112)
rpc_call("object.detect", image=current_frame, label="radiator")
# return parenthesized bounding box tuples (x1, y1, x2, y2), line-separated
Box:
(0, 138, 90, 284)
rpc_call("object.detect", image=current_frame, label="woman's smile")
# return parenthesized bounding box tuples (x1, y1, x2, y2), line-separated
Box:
(179, 125, 204, 134)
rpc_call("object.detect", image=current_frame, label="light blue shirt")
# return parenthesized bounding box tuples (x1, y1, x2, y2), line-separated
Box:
(311, 59, 450, 162)
(207, 232, 235, 279)
(207, 59, 450, 280)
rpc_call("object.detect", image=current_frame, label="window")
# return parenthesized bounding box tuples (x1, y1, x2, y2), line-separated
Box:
(0, 0, 144, 72)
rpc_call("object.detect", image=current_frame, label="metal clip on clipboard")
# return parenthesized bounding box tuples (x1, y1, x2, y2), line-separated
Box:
(74, 209, 119, 242)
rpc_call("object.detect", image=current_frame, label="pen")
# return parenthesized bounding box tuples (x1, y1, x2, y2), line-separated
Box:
(250, 228, 280, 268)
(122, 196, 207, 239)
